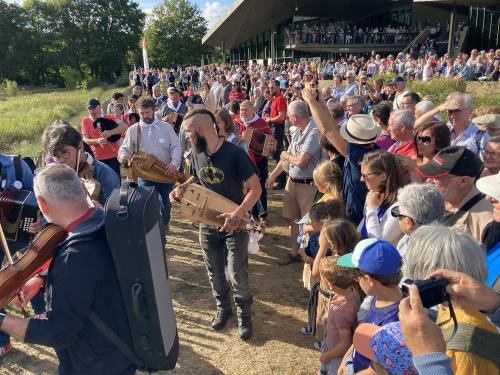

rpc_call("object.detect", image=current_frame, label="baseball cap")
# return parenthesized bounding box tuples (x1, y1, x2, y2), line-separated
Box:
(87, 98, 101, 109)
(473, 114, 500, 130)
(476, 173, 500, 200)
(353, 322, 417, 375)
(337, 238, 402, 276)
(416, 146, 483, 179)
(394, 76, 405, 83)
(167, 87, 180, 94)
(294, 82, 304, 90)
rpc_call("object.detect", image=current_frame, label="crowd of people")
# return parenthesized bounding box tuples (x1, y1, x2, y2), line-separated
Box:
(0, 46, 499, 375)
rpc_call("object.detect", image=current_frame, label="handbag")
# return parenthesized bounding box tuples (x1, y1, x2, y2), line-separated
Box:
(129, 124, 186, 184)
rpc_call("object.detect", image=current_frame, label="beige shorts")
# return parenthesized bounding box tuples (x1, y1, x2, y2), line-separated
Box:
(282, 178, 315, 220)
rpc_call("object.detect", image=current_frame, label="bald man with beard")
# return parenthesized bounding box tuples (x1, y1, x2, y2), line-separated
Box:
(170, 109, 261, 340)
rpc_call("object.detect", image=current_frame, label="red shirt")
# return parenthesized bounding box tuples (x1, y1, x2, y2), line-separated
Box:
(270, 93, 287, 124)
(388, 140, 417, 157)
(234, 117, 272, 163)
(81, 116, 119, 160)
(229, 90, 246, 102)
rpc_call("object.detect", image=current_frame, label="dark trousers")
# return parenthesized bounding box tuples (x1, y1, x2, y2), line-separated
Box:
(100, 157, 121, 182)
(138, 179, 173, 225)
(271, 124, 286, 185)
(199, 225, 252, 316)
(252, 158, 268, 218)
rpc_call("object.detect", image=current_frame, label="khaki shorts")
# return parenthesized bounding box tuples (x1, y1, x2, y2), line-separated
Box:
(282, 178, 315, 220)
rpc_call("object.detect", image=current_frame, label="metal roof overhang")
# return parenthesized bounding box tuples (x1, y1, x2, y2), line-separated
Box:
(202, 0, 414, 49)
(203, 0, 500, 49)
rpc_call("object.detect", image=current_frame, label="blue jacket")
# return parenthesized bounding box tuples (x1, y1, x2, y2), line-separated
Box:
(88, 154, 120, 205)
(25, 209, 135, 375)
(0, 154, 34, 191)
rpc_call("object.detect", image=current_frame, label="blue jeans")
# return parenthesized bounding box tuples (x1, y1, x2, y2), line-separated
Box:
(199, 225, 252, 316)
(138, 179, 173, 225)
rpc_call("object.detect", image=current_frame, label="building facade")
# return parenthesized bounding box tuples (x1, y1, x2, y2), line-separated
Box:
(202, 0, 499, 65)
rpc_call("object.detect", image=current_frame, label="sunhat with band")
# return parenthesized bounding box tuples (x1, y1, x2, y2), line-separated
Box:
(340, 114, 381, 145)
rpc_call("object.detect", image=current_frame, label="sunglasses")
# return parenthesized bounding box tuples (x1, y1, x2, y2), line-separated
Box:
(417, 136, 433, 144)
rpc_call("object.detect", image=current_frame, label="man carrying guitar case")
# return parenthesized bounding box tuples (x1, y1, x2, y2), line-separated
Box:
(95, 182, 179, 372)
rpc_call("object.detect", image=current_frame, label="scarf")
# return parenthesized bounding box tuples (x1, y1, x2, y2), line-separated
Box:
(166, 99, 182, 112)
(241, 113, 260, 127)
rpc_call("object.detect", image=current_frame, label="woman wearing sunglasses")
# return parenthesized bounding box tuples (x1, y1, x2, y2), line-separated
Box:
(397, 121, 450, 182)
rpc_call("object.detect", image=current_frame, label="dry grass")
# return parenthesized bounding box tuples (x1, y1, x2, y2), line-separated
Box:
(0, 190, 319, 375)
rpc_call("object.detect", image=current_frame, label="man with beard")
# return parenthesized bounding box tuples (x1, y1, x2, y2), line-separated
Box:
(119, 97, 181, 228)
(169, 109, 261, 340)
(235, 100, 273, 221)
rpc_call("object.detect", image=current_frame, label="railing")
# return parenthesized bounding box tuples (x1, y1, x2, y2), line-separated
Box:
(285, 32, 418, 48)
(402, 28, 430, 54)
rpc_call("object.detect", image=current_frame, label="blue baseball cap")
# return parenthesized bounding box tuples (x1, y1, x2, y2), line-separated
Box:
(337, 238, 402, 276)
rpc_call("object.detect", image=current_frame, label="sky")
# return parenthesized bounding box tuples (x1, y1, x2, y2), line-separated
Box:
(7, 0, 233, 29)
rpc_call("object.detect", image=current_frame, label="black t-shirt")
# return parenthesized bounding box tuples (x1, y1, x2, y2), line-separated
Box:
(190, 141, 256, 205)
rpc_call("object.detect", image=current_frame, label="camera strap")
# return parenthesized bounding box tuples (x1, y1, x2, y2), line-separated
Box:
(443, 193, 484, 227)
(436, 294, 458, 341)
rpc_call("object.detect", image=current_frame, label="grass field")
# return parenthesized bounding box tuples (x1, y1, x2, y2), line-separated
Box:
(0, 86, 127, 156)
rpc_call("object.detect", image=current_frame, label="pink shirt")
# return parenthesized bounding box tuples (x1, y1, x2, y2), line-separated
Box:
(325, 288, 361, 351)
(388, 139, 417, 157)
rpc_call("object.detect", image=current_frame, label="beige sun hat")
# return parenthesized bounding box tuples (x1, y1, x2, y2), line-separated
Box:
(473, 114, 500, 130)
(476, 173, 500, 200)
(340, 114, 381, 145)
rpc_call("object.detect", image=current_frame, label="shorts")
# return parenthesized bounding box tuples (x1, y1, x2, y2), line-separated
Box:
(319, 340, 342, 375)
(282, 179, 315, 220)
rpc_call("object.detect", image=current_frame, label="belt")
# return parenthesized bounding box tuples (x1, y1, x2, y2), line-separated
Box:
(290, 177, 314, 185)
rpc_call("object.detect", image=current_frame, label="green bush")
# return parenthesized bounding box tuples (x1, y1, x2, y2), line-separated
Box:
(115, 71, 131, 87)
(1, 80, 19, 97)
(408, 78, 466, 104)
(60, 67, 82, 89)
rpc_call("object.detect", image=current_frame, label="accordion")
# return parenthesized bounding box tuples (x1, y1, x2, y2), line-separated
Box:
(0, 189, 38, 243)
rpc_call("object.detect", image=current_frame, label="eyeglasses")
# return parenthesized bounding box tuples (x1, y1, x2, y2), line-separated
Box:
(417, 136, 433, 144)
(482, 149, 499, 158)
(52, 147, 75, 160)
(447, 109, 463, 114)
(360, 172, 379, 179)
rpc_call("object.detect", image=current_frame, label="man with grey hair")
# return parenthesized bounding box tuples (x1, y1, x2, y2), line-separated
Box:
(388, 109, 417, 184)
(0, 164, 136, 374)
(266, 100, 322, 265)
(340, 70, 358, 101)
(391, 183, 445, 255)
(415, 92, 489, 155)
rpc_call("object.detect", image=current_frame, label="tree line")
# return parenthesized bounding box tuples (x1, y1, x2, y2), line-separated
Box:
(0, 0, 211, 88)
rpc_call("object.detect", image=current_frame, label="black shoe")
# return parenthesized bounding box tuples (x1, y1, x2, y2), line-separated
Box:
(238, 315, 253, 340)
(211, 309, 232, 331)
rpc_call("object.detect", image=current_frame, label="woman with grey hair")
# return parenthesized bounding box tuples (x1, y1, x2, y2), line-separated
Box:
(393, 183, 444, 255)
(403, 224, 499, 375)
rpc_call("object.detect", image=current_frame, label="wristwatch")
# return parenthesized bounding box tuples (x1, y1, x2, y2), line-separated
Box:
(0, 312, 6, 330)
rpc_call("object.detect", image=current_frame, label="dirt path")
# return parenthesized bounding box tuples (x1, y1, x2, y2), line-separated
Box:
(1, 190, 318, 374)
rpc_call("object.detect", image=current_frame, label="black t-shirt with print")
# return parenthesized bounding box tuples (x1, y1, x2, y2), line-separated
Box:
(190, 141, 256, 205)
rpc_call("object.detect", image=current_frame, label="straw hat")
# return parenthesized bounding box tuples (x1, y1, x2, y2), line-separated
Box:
(340, 114, 381, 144)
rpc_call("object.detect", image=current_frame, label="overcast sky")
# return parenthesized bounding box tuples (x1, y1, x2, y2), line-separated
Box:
(7, 0, 232, 29)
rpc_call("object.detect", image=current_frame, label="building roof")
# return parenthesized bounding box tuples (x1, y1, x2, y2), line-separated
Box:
(203, 0, 500, 49)
(202, 0, 413, 49)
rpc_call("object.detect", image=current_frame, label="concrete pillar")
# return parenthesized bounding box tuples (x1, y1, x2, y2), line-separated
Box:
(270, 26, 276, 63)
(447, 1, 456, 56)
(221, 41, 225, 64)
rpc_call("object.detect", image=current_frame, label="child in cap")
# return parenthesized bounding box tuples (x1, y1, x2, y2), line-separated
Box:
(318, 257, 361, 375)
(352, 322, 417, 375)
(336, 238, 403, 374)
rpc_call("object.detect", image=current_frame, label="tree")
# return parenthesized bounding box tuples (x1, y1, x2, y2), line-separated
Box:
(144, 0, 207, 68)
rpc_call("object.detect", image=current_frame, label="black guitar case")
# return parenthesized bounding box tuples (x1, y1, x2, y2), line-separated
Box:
(102, 182, 179, 372)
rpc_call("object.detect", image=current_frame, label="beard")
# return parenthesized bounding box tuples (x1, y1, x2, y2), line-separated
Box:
(142, 115, 154, 124)
(192, 133, 208, 154)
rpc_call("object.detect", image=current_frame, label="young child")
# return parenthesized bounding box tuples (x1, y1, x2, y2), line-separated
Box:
(337, 238, 403, 374)
(311, 219, 361, 343)
(318, 256, 361, 375)
(313, 160, 343, 202)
